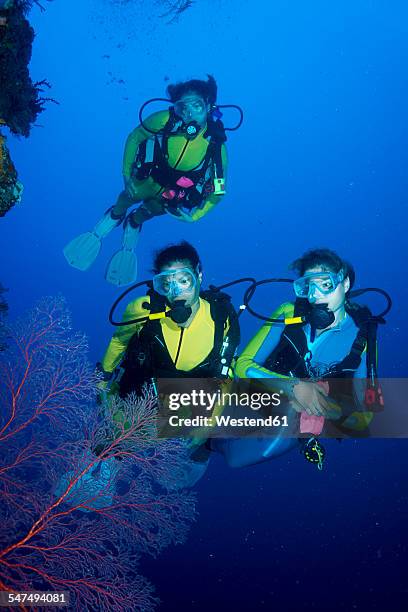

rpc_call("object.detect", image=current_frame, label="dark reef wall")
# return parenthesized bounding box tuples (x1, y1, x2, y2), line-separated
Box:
(0, 1, 49, 137)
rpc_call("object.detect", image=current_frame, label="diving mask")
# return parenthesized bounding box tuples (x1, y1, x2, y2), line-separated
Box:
(173, 96, 207, 120)
(153, 267, 197, 300)
(294, 271, 345, 299)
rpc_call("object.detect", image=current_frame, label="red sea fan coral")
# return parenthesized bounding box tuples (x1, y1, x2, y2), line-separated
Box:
(0, 296, 196, 610)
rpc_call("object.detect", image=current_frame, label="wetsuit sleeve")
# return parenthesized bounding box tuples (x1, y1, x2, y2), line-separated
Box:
(234, 303, 295, 379)
(122, 110, 170, 179)
(189, 144, 228, 221)
(101, 297, 151, 373)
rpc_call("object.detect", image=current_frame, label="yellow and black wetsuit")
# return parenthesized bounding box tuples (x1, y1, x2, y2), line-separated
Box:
(116, 110, 228, 224)
(102, 295, 231, 379)
(101, 293, 238, 454)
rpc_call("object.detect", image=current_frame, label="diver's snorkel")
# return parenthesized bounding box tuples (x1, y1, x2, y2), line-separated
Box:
(138, 98, 244, 137)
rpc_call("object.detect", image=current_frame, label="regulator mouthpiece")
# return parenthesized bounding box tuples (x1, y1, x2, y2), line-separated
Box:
(168, 300, 192, 324)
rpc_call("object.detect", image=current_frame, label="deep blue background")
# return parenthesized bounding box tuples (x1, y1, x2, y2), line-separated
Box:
(2, 1, 408, 609)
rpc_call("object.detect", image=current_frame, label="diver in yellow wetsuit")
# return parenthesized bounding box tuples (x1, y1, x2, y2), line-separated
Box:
(100, 241, 240, 395)
(64, 75, 229, 286)
(98, 242, 240, 483)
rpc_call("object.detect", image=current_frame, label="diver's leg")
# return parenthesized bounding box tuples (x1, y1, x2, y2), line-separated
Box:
(63, 189, 137, 272)
(112, 190, 136, 217)
(209, 406, 301, 468)
(105, 199, 166, 287)
(55, 450, 120, 511)
(210, 437, 300, 468)
(63, 206, 126, 271)
(128, 198, 167, 225)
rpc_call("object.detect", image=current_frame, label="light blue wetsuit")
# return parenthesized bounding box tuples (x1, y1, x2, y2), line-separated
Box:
(212, 305, 368, 468)
(247, 313, 367, 381)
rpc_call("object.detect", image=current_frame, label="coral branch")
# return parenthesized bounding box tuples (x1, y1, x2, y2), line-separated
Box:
(0, 297, 196, 610)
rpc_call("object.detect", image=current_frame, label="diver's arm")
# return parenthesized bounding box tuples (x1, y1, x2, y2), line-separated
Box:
(235, 303, 295, 380)
(168, 196, 223, 223)
(188, 193, 224, 222)
(122, 110, 170, 180)
(309, 355, 374, 427)
(234, 303, 298, 400)
(188, 144, 228, 222)
(100, 297, 151, 374)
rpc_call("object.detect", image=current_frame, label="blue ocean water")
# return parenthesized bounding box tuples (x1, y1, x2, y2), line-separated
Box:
(2, 0, 408, 609)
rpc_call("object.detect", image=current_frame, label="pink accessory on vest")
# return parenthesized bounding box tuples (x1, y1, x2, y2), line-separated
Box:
(176, 176, 195, 188)
(162, 190, 176, 200)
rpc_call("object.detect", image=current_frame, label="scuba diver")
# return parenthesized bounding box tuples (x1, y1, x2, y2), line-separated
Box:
(99, 240, 240, 398)
(64, 75, 242, 286)
(96, 241, 240, 487)
(217, 248, 388, 470)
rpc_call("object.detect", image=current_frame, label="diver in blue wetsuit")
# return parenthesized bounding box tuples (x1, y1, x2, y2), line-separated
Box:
(214, 248, 381, 469)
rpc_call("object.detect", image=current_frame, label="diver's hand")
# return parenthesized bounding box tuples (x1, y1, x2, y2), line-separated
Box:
(165, 206, 195, 222)
(95, 363, 113, 406)
(96, 380, 109, 406)
(96, 379, 109, 406)
(291, 381, 333, 417)
(177, 209, 196, 222)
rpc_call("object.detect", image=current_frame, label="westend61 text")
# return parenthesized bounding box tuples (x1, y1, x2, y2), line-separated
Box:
(168, 415, 289, 428)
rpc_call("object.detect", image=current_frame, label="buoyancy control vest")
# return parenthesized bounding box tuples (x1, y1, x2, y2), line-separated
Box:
(263, 298, 384, 417)
(131, 108, 226, 210)
(118, 288, 240, 397)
